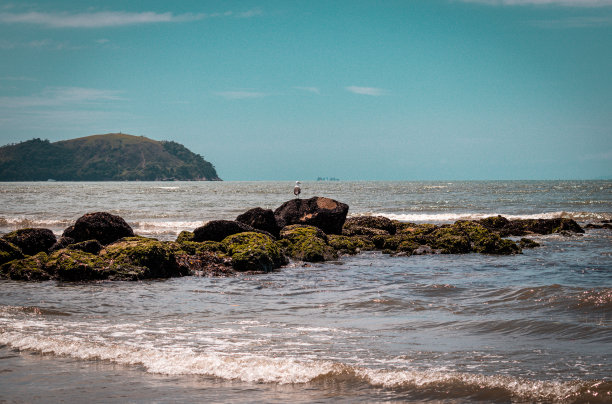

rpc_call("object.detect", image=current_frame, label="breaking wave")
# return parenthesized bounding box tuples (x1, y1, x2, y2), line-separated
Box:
(0, 331, 607, 403)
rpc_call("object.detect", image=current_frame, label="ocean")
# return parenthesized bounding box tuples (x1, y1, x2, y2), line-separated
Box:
(0, 180, 610, 403)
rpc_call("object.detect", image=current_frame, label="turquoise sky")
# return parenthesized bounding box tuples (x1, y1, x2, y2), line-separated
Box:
(0, 0, 611, 180)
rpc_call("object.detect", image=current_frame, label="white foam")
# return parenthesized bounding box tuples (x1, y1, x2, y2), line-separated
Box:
(0, 330, 583, 400)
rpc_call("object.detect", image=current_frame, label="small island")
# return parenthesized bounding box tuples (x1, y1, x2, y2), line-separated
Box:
(0, 133, 220, 181)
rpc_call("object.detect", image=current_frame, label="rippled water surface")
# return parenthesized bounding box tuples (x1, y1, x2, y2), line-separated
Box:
(1, 181, 611, 403)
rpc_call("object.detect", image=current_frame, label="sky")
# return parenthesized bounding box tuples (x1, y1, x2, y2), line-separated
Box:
(0, 0, 611, 181)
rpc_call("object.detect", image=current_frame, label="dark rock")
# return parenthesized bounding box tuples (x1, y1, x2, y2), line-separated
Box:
(63, 212, 134, 245)
(0, 239, 24, 265)
(328, 235, 375, 255)
(222, 232, 287, 272)
(236, 207, 280, 237)
(585, 223, 612, 230)
(2, 228, 57, 256)
(176, 231, 195, 243)
(0, 252, 50, 281)
(50, 236, 75, 252)
(193, 220, 258, 242)
(343, 216, 396, 236)
(274, 196, 349, 235)
(477, 215, 510, 231)
(499, 218, 584, 237)
(175, 251, 234, 276)
(519, 238, 540, 248)
(67, 240, 103, 255)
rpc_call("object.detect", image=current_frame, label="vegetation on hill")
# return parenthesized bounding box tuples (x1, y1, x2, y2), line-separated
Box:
(0, 133, 221, 181)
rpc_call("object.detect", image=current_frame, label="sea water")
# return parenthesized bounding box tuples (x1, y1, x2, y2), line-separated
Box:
(0, 181, 610, 403)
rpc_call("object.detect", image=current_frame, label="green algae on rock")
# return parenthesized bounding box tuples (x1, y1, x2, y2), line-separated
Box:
(328, 234, 375, 255)
(0, 252, 50, 281)
(222, 232, 287, 272)
(46, 249, 108, 281)
(0, 239, 24, 265)
(279, 224, 337, 262)
(101, 236, 188, 279)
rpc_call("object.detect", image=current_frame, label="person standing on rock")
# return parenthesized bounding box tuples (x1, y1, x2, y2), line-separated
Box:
(294, 181, 301, 198)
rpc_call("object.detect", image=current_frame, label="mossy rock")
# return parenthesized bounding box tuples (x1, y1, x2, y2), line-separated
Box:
(451, 221, 521, 255)
(101, 237, 187, 279)
(343, 216, 396, 236)
(222, 232, 287, 272)
(397, 223, 438, 236)
(328, 235, 375, 255)
(279, 225, 337, 262)
(2, 228, 57, 255)
(176, 231, 195, 243)
(426, 227, 471, 254)
(520, 238, 540, 249)
(178, 240, 225, 255)
(0, 252, 50, 281)
(0, 239, 24, 265)
(47, 249, 108, 281)
(397, 240, 420, 254)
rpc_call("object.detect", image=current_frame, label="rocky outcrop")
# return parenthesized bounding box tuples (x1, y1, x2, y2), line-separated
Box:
(63, 212, 134, 245)
(274, 196, 349, 235)
(1, 205, 591, 282)
(236, 207, 280, 237)
(2, 228, 56, 255)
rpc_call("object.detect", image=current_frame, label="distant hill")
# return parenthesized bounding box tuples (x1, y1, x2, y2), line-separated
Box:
(0, 133, 221, 181)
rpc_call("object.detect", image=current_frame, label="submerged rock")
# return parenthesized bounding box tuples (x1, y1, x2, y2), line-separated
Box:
(222, 232, 287, 272)
(236, 207, 280, 238)
(274, 196, 349, 235)
(279, 224, 337, 262)
(2, 228, 56, 256)
(63, 212, 134, 245)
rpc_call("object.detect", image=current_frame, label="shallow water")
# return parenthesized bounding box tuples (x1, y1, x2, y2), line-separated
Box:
(1, 181, 611, 402)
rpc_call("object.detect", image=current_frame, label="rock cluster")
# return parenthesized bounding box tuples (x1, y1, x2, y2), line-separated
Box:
(1, 197, 589, 282)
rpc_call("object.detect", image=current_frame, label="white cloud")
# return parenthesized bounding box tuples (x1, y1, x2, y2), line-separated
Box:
(215, 91, 269, 100)
(0, 38, 81, 50)
(0, 11, 204, 28)
(346, 86, 387, 96)
(458, 0, 612, 6)
(294, 86, 321, 94)
(0, 87, 124, 108)
(0, 9, 263, 28)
